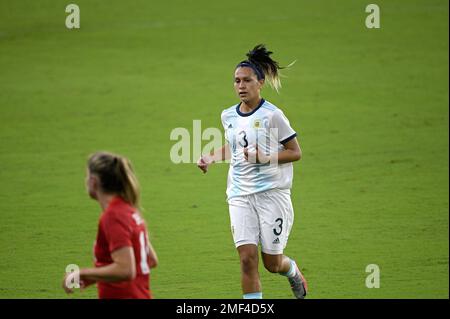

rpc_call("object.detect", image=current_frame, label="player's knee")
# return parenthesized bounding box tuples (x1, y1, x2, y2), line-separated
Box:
(240, 254, 258, 274)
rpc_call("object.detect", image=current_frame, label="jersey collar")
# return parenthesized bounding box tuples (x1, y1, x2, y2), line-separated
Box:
(236, 98, 265, 117)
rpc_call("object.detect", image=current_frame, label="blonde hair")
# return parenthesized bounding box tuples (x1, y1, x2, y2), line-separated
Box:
(88, 151, 141, 209)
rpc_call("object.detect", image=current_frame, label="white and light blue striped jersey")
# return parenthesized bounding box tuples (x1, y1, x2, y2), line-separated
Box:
(221, 99, 297, 200)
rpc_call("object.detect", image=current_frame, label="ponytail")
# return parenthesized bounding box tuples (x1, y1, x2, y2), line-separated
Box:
(88, 152, 141, 210)
(236, 44, 294, 92)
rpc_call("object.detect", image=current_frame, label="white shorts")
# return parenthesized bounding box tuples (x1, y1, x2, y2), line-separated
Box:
(227, 188, 294, 255)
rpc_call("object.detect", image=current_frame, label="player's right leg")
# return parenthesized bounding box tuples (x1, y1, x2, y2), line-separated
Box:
(237, 244, 261, 298)
(228, 196, 262, 299)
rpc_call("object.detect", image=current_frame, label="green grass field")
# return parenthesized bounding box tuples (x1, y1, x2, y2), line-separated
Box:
(0, 0, 448, 299)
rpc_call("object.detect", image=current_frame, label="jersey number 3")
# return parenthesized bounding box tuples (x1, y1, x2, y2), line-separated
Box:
(238, 130, 249, 148)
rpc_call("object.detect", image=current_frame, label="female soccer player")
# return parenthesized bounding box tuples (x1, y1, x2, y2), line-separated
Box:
(62, 151, 158, 299)
(197, 45, 308, 299)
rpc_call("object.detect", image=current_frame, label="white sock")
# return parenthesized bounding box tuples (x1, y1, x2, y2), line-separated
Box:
(281, 258, 297, 278)
(243, 292, 262, 299)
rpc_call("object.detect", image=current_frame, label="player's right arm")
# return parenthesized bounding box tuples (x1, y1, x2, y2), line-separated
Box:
(197, 144, 231, 174)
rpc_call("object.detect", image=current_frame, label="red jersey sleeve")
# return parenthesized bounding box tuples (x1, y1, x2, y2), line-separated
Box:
(102, 210, 133, 253)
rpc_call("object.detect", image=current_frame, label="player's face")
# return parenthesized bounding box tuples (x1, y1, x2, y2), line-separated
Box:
(86, 170, 99, 200)
(234, 67, 264, 104)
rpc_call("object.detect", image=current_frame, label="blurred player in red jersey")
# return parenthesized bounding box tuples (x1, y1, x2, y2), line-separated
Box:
(62, 151, 158, 299)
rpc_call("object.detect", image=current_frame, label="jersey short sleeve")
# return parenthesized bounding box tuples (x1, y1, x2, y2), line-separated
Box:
(272, 109, 297, 144)
(103, 210, 133, 253)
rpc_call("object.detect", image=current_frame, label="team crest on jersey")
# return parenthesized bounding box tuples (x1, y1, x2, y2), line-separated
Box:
(253, 118, 269, 129)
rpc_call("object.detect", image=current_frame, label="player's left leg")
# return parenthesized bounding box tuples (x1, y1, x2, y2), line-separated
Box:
(261, 253, 308, 299)
(261, 253, 291, 273)
(253, 188, 308, 299)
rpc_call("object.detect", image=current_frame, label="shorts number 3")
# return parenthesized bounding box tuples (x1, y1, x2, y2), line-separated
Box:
(273, 218, 283, 236)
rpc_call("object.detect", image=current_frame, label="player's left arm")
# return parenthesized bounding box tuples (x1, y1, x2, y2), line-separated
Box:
(244, 108, 301, 164)
(146, 236, 158, 269)
(275, 137, 302, 164)
(244, 137, 301, 164)
(271, 108, 302, 164)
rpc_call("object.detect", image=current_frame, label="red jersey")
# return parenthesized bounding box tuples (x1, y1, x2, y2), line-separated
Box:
(94, 196, 152, 299)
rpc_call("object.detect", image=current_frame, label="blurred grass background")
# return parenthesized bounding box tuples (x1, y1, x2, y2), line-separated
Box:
(0, 0, 448, 298)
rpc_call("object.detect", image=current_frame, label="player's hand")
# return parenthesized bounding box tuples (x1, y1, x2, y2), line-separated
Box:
(62, 272, 77, 294)
(79, 276, 95, 291)
(62, 269, 95, 294)
(197, 155, 213, 173)
(244, 145, 270, 164)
